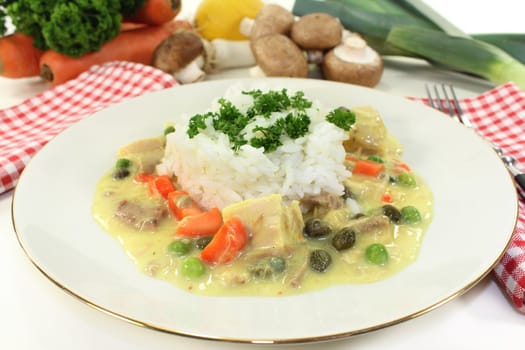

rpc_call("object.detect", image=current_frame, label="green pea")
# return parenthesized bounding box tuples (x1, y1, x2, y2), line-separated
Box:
(167, 240, 192, 256)
(181, 257, 205, 278)
(396, 173, 417, 187)
(401, 206, 422, 224)
(367, 155, 384, 163)
(115, 158, 131, 169)
(365, 243, 389, 265)
(269, 256, 286, 273)
(164, 125, 176, 135)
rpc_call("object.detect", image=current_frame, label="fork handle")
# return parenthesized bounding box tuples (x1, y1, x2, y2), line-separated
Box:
(504, 162, 525, 200)
(515, 173, 525, 200)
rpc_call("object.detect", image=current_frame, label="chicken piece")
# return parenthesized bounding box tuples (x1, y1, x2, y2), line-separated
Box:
(343, 106, 387, 155)
(222, 194, 304, 256)
(114, 200, 167, 231)
(118, 137, 165, 173)
(300, 192, 344, 216)
(343, 176, 387, 203)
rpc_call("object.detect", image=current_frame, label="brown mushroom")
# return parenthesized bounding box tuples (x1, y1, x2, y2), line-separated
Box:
(321, 33, 383, 87)
(151, 31, 206, 83)
(251, 34, 308, 77)
(290, 13, 343, 50)
(241, 4, 295, 41)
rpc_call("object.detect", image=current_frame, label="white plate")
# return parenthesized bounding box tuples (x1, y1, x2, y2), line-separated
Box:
(11, 78, 518, 344)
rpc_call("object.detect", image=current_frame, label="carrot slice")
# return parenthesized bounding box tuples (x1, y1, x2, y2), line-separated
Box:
(352, 159, 385, 177)
(125, 0, 182, 25)
(149, 175, 175, 198)
(175, 207, 223, 237)
(200, 216, 247, 264)
(134, 172, 156, 183)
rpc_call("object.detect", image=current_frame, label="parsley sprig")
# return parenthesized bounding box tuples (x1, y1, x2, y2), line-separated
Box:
(326, 107, 356, 131)
(186, 89, 355, 153)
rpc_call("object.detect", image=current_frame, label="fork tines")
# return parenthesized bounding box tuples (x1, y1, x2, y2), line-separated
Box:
(425, 83, 472, 127)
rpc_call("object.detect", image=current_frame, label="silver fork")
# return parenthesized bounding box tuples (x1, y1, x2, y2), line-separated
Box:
(425, 83, 525, 200)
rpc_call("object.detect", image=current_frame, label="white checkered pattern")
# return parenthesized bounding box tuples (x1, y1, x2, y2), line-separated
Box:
(416, 82, 525, 312)
(0, 61, 178, 192)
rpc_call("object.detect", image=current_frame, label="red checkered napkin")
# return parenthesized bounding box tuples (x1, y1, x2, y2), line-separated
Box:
(0, 61, 178, 193)
(418, 82, 525, 313)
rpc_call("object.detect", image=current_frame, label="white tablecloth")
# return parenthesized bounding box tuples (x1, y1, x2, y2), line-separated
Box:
(1, 1, 523, 349)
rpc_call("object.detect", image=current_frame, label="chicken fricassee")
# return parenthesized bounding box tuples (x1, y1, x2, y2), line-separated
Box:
(92, 104, 433, 296)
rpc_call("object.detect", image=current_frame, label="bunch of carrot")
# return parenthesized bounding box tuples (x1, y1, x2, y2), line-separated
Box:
(0, 0, 192, 86)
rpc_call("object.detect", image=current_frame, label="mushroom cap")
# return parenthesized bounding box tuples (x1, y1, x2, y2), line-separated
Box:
(250, 4, 295, 41)
(151, 31, 205, 74)
(290, 13, 343, 50)
(321, 49, 384, 87)
(251, 34, 308, 77)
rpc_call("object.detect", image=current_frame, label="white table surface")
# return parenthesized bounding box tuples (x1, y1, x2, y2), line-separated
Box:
(1, 1, 523, 349)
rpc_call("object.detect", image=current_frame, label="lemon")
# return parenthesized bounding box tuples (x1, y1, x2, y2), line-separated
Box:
(194, 0, 265, 41)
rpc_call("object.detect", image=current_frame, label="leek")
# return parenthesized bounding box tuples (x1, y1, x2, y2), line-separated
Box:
(292, 0, 525, 89)
(386, 26, 525, 89)
(472, 34, 525, 64)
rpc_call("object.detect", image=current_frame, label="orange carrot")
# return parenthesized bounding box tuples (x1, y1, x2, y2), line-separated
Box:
(125, 0, 182, 25)
(119, 22, 147, 31)
(149, 175, 175, 199)
(381, 193, 393, 203)
(134, 172, 156, 183)
(167, 191, 203, 220)
(200, 216, 247, 265)
(352, 159, 385, 177)
(0, 33, 44, 78)
(175, 207, 223, 237)
(39, 19, 192, 86)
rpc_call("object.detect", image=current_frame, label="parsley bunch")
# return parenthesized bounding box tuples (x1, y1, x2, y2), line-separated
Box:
(0, 1, 145, 56)
(187, 89, 313, 153)
(187, 89, 356, 153)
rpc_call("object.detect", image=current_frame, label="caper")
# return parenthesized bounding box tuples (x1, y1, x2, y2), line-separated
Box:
(309, 249, 332, 272)
(194, 236, 213, 250)
(331, 228, 356, 251)
(382, 204, 402, 223)
(112, 167, 130, 180)
(303, 218, 332, 238)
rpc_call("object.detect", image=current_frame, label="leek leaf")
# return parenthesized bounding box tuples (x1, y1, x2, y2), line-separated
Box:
(387, 26, 525, 89)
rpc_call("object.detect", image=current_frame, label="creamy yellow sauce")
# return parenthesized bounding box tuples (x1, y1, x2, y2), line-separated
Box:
(92, 142, 433, 297)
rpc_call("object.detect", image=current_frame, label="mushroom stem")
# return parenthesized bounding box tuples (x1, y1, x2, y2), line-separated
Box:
(334, 33, 377, 64)
(173, 58, 205, 84)
(204, 39, 256, 71)
(249, 65, 267, 77)
(239, 17, 255, 37)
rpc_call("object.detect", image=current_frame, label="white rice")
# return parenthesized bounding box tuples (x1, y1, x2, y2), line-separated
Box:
(157, 83, 350, 210)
